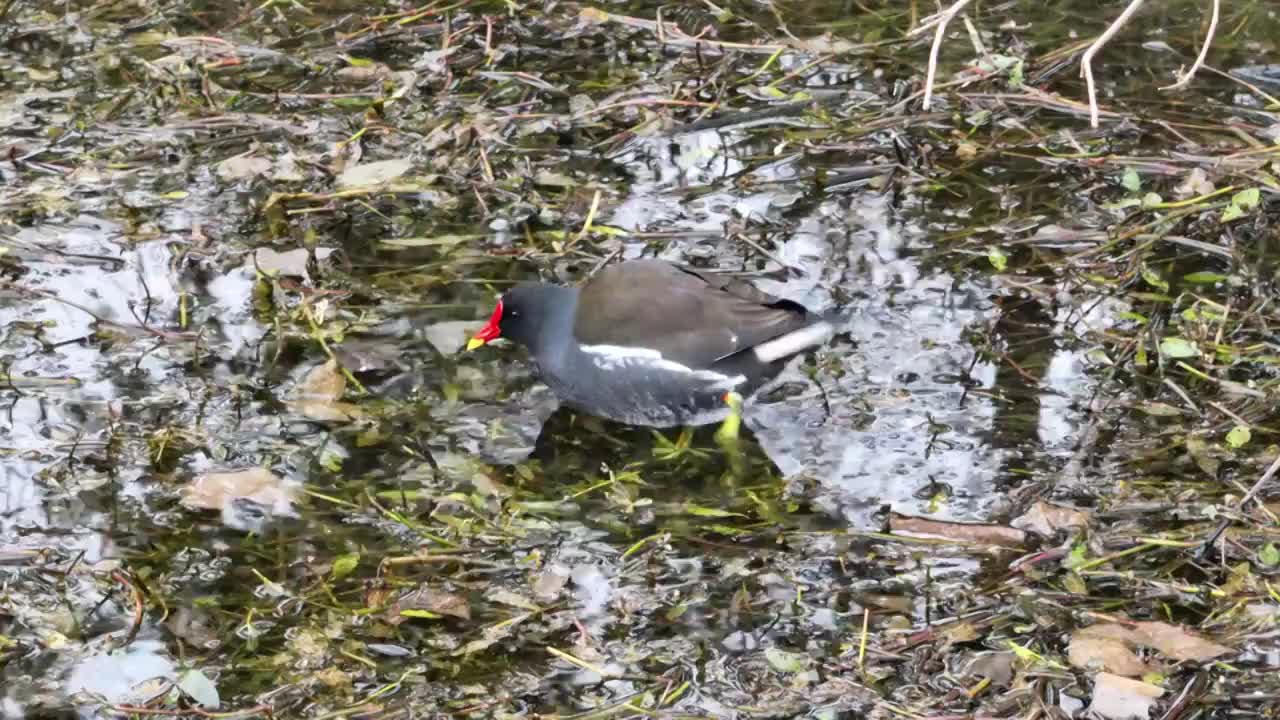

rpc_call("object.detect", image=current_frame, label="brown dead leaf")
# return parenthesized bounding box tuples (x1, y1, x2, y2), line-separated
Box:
(787, 34, 857, 54)
(962, 651, 1016, 687)
(1067, 633, 1150, 676)
(290, 360, 361, 422)
(941, 621, 980, 646)
(1132, 621, 1232, 662)
(333, 63, 392, 85)
(335, 157, 412, 189)
(1073, 621, 1231, 665)
(485, 588, 541, 611)
(532, 563, 571, 603)
(889, 513, 1026, 547)
(453, 612, 532, 656)
(860, 594, 913, 613)
(385, 585, 471, 623)
(578, 6, 610, 23)
(300, 359, 345, 400)
(217, 155, 272, 183)
(1012, 501, 1090, 537)
(181, 468, 297, 513)
(1185, 433, 1222, 477)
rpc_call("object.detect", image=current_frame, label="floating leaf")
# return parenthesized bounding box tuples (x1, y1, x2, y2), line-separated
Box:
(1103, 196, 1143, 211)
(217, 156, 272, 183)
(1133, 621, 1232, 661)
(1259, 543, 1280, 567)
(1075, 621, 1232, 664)
(966, 109, 991, 127)
(683, 505, 744, 518)
(1068, 631, 1149, 676)
(1185, 434, 1222, 477)
(987, 246, 1008, 271)
(1173, 167, 1214, 199)
(1140, 265, 1168, 293)
(177, 669, 220, 709)
(380, 234, 480, 247)
(398, 609, 442, 619)
(181, 468, 298, 514)
(289, 359, 361, 422)
(1222, 187, 1261, 222)
(1136, 401, 1184, 417)
(1121, 167, 1141, 192)
(254, 247, 336, 283)
(331, 552, 360, 579)
(533, 170, 576, 187)
(1183, 271, 1228, 284)
(590, 224, 628, 237)
(1226, 425, 1251, 449)
(336, 157, 412, 188)
(1089, 672, 1164, 720)
(1062, 572, 1088, 595)
(764, 647, 809, 673)
(1006, 640, 1045, 664)
(1233, 187, 1260, 209)
(1065, 543, 1088, 568)
(1159, 337, 1199, 359)
(1011, 501, 1090, 537)
(1008, 59, 1024, 87)
(387, 585, 471, 622)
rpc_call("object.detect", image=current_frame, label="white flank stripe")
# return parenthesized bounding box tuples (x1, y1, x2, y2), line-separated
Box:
(580, 344, 663, 361)
(580, 344, 743, 389)
(751, 321, 834, 363)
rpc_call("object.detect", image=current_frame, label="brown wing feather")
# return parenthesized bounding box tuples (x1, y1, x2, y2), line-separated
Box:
(572, 260, 812, 367)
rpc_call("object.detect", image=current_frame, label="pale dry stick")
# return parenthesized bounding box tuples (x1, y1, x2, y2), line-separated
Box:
(1200, 450, 1280, 555)
(1239, 451, 1280, 510)
(1162, 378, 1201, 415)
(1080, 0, 1146, 128)
(1162, 0, 1219, 91)
(1206, 401, 1249, 429)
(915, 0, 975, 111)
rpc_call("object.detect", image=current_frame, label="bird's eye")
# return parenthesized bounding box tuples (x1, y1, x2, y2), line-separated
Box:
(509, 310, 520, 318)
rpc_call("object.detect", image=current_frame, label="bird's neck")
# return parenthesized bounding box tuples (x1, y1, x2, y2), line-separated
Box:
(526, 286, 578, 359)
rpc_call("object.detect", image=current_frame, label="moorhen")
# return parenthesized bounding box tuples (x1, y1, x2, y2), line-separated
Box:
(466, 259, 836, 432)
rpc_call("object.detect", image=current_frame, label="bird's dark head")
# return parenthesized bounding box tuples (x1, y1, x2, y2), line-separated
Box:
(466, 282, 570, 353)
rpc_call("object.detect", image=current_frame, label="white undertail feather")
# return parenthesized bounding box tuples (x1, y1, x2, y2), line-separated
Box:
(750, 321, 835, 363)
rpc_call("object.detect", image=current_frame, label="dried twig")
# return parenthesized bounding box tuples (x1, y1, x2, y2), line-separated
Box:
(911, 0, 975, 111)
(1162, 0, 1219, 91)
(111, 570, 145, 649)
(1080, 0, 1146, 127)
(1238, 451, 1280, 510)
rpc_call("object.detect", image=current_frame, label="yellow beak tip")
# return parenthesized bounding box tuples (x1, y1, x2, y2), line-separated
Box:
(465, 337, 486, 351)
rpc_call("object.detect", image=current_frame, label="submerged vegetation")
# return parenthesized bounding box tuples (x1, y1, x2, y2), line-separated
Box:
(2, 0, 1280, 717)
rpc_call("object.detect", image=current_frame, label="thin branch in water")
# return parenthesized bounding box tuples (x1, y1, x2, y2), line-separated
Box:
(1080, 0, 1146, 128)
(914, 0, 975, 111)
(1161, 0, 1220, 91)
(1239, 451, 1280, 510)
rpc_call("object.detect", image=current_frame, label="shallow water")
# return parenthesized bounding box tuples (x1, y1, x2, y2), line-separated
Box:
(3, 0, 1279, 717)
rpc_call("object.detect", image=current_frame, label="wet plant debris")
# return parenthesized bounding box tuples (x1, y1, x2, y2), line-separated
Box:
(2, 0, 1280, 718)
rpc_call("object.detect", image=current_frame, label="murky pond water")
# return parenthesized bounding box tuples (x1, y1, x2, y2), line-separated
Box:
(3, 0, 1280, 717)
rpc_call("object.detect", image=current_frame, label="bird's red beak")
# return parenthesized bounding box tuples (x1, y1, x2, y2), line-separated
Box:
(466, 299, 503, 350)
